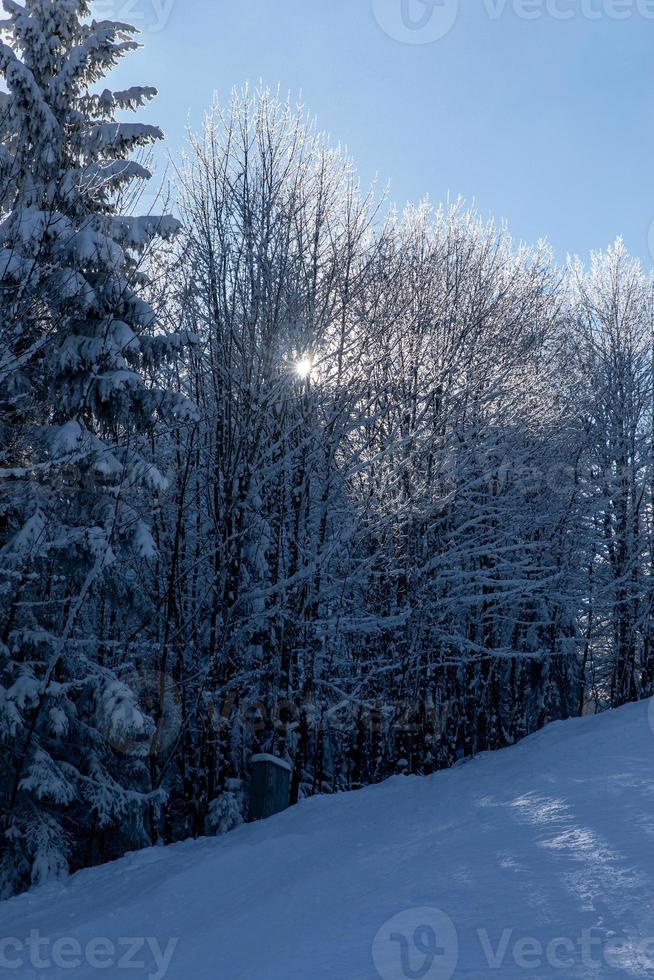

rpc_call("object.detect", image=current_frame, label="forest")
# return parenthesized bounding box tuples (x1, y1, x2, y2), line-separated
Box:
(1, 1, 653, 899)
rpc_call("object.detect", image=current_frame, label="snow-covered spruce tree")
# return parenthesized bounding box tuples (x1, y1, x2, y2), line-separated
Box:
(0, 1, 192, 898)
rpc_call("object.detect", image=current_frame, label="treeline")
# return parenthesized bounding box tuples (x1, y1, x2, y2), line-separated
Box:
(1, 4, 653, 898)
(142, 91, 654, 840)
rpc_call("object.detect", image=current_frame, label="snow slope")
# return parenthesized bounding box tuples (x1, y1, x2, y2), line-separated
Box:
(4, 700, 654, 980)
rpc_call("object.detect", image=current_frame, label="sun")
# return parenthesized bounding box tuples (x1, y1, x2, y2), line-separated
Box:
(294, 355, 314, 380)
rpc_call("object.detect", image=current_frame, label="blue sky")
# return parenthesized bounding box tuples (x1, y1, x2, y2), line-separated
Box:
(111, 0, 654, 265)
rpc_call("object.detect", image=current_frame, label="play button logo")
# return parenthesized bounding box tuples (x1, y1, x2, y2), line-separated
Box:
(372, 907, 459, 980)
(372, 0, 460, 44)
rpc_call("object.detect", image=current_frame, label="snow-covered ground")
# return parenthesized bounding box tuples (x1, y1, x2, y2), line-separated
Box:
(4, 700, 654, 980)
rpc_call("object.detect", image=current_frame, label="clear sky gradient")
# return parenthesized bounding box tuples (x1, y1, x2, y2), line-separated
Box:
(110, 0, 654, 265)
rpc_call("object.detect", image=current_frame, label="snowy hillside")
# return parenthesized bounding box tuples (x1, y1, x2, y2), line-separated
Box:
(4, 700, 654, 980)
